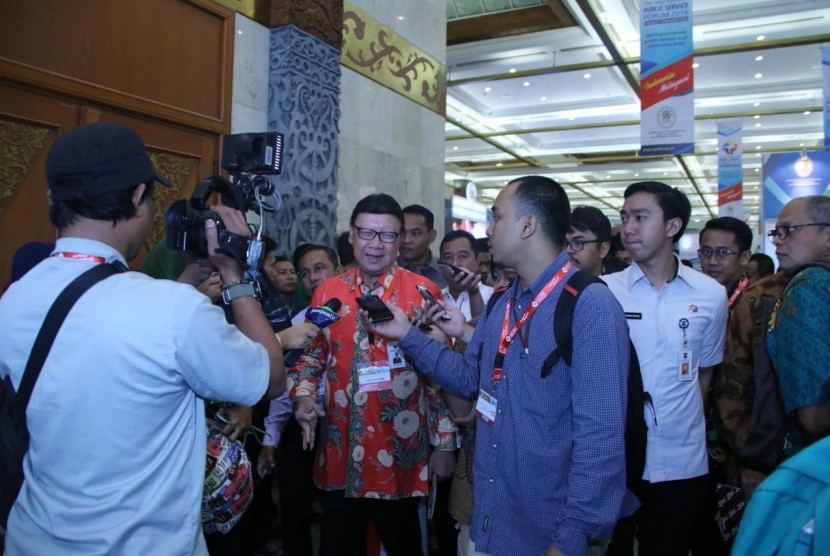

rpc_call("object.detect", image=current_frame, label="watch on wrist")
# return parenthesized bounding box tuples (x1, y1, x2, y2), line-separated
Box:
(221, 280, 261, 305)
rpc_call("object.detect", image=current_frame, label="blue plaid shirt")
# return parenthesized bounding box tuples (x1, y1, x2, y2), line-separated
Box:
(400, 253, 632, 556)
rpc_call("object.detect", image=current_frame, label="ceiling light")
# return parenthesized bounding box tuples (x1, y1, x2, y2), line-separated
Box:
(756, 35, 765, 41)
(756, 153, 761, 157)
(508, 68, 516, 74)
(237, 30, 243, 35)
(754, 114, 760, 119)
(452, 146, 459, 150)
(694, 218, 701, 223)
(800, 143, 805, 147)
(634, 173, 639, 177)
(568, 116, 575, 121)
(755, 168, 760, 171)
(396, 15, 404, 20)
(484, 87, 491, 93)
(523, 81, 530, 87)
(692, 62, 699, 69)
(755, 145, 761, 150)
(755, 55, 764, 61)
(753, 102, 761, 107)
(496, 162, 503, 167)
(754, 73, 763, 79)
(804, 111, 811, 116)
(663, 172, 668, 176)
(755, 123, 762, 127)
(540, 96, 548, 101)
(606, 175, 611, 179)
(583, 73, 592, 79)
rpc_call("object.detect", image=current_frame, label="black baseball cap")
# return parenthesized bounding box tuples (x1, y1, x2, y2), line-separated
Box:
(46, 122, 171, 201)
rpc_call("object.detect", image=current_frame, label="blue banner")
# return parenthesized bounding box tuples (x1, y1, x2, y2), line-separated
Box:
(823, 47, 829, 150)
(717, 120, 743, 217)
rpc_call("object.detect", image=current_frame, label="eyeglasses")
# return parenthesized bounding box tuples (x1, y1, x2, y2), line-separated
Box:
(354, 226, 399, 244)
(565, 238, 603, 252)
(697, 247, 738, 260)
(766, 223, 830, 240)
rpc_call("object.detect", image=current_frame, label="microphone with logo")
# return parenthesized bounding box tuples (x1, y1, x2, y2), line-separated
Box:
(282, 297, 342, 367)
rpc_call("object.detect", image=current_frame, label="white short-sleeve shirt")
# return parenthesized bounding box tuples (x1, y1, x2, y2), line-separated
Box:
(604, 257, 727, 482)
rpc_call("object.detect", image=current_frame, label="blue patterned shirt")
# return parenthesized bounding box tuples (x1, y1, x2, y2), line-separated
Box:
(400, 253, 632, 556)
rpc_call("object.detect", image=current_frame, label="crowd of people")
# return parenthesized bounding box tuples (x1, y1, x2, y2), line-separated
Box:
(1, 122, 829, 556)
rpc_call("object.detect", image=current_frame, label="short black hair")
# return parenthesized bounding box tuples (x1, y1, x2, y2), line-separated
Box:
(272, 255, 290, 266)
(476, 237, 491, 254)
(509, 175, 570, 247)
(49, 182, 154, 229)
(350, 193, 404, 232)
(293, 243, 339, 270)
(699, 216, 753, 253)
(336, 231, 355, 267)
(609, 232, 625, 257)
(570, 205, 611, 242)
(402, 204, 435, 231)
(624, 181, 691, 243)
(440, 230, 479, 258)
(749, 252, 775, 277)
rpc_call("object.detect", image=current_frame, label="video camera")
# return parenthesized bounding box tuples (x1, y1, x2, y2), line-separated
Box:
(165, 132, 284, 270)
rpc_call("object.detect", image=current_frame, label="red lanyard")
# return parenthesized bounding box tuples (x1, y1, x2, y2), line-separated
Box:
(727, 276, 749, 309)
(51, 251, 106, 264)
(492, 261, 572, 382)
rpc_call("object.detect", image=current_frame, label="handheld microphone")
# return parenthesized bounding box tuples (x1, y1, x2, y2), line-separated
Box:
(283, 297, 342, 367)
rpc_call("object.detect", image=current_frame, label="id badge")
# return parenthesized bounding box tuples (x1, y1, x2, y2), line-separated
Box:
(475, 389, 498, 424)
(357, 361, 392, 392)
(678, 350, 693, 381)
(387, 343, 406, 369)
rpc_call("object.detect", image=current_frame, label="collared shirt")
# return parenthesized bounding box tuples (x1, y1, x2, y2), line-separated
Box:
(442, 283, 494, 321)
(605, 256, 728, 483)
(767, 265, 830, 413)
(398, 251, 448, 289)
(289, 265, 456, 499)
(0, 237, 269, 555)
(716, 272, 789, 453)
(400, 252, 631, 556)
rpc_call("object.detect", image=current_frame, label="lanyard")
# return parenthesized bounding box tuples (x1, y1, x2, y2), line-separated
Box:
(51, 251, 106, 264)
(727, 276, 749, 309)
(492, 261, 572, 382)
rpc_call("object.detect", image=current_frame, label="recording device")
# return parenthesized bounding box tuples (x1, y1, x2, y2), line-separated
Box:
(356, 295, 394, 323)
(164, 132, 284, 267)
(437, 261, 463, 275)
(416, 284, 451, 322)
(282, 298, 343, 367)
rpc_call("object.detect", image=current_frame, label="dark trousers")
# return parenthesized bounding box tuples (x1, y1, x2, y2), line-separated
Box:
(277, 417, 318, 556)
(318, 490, 423, 556)
(607, 474, 708, 556)
(431, 473, 458, 556)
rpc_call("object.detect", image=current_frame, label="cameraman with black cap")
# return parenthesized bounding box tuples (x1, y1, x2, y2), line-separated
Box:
(0, 122, 285, 554)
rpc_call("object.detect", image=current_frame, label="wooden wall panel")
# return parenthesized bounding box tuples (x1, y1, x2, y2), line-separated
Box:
(0, 0, 234, 132)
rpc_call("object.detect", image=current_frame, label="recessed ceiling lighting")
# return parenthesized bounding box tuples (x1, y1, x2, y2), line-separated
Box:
(756, 145, 761, 149)
(804, 110, 811, 115)
(484, 87, 491, 93)
(800, 143, 805, 147)
(396, 15, 404, 20)
(663, 172, 668, 176)
(754, 114, 760, 119)
(756, 153, 761, 157)
(508, 68, 517, 74)
(568, 116, 575, 121)
(754, 73, 763, 79)
(692, 62, 699, 69)
(540, 96, 548, 101)
(606, 175, 611, 179)
(452, 146, 459, 150)
(756, 35, 766, 41)
(522, 81, 530, 87)
(496, 162, 503, 167)
(755, 55, 764, 61)
(237, 30, 243, 34)
(755, 123, 762, 127)
(753, 102, 761, 107)
(583, 73, 592, 79)
(634, 173, 639, 177)
(755, 168, 760, 171)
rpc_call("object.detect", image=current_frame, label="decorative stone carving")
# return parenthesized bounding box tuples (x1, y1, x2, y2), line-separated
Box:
(267, 0, 343, 50)
(266, 25, 341, 256)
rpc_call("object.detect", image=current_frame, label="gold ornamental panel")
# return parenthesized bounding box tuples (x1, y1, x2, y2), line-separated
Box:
(341, 3, 446, 115)
(0, 119, 51, 219)
(147, 151, 198, 249)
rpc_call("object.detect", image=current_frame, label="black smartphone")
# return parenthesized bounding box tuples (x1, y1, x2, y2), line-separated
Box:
(356, 295, 394, 323)
(416, 284, 451, 322)
(437, 261, 463, 275)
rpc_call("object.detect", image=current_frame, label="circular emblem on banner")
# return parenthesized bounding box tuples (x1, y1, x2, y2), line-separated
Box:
(658, 106, 677, 129)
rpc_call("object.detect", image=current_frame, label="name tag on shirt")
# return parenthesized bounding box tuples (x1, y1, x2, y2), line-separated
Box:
(476, 389, 498, 424)
(678, 350, 693, 381)
(357, 362, 392, 392)
(625, 312, 643, 320)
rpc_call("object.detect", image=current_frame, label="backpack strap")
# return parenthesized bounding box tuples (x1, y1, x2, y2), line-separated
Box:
(541, 270, 604, 378)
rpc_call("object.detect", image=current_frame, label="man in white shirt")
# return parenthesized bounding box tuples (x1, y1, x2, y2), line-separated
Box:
(438, 230, 493, 321)
(604, 181, 727, 556)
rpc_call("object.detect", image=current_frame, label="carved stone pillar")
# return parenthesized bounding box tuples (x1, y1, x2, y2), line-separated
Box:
(263, 3, 343, 257)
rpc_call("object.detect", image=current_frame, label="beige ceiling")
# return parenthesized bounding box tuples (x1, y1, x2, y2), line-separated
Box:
(444, 0, 830, 234)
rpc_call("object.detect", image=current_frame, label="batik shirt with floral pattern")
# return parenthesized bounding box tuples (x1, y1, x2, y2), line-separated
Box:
(289, 265, 457, 499)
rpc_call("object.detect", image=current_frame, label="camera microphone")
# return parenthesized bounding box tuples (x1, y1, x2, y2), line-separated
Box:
(283, 298, 343, 367)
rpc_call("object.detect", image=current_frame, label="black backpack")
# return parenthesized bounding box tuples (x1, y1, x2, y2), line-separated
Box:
(486, 270, 647, 487)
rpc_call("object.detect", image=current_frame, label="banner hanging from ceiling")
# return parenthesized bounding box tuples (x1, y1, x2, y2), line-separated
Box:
(822, 46, 829, 150)
(639, 0, 695, 156)
(717, 120, 743, 217)
(761, 150, 830, 254)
